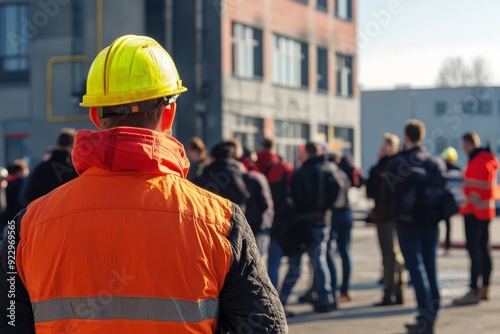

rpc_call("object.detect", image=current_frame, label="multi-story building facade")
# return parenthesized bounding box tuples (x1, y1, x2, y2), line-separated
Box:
(361, 86, 500, 173)
(0, 0, 359, 167)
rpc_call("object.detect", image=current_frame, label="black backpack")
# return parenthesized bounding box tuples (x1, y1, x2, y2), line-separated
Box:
(394, 164, 450, 224)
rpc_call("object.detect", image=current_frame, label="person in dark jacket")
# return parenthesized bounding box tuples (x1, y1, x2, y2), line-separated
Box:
(229, 140, 274, 257)
(279, 142, 339, 314)
(256, 138, 294, 289)
(366, 133, 406, 306)
(23, 129, 78, 204)
(186, 137, 207, 181)
(193, 142, 250, 213)
(386, 120, 447, 334)
(453, 133, 499, 305)
(298, 152, 351, 307)
(440, 146, 461, 256)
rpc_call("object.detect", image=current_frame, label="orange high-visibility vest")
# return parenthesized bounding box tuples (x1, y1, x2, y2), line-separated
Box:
(17, 129, 233, 333)
(460, 150, 499, 220)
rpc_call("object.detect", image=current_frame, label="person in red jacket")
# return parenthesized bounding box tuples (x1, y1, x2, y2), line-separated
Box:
(454, 132, 499, 305)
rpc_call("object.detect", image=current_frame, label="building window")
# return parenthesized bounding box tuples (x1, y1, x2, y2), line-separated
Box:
(336, 0, 352, 20)
(336, 54, 353, 97)
(275, 120, 310, 166)
(296, 0, 308, 4)
(272, 34, 309, 88)
(0, 3, 30, 83)
(232, 23, 263, 79)
(462, 99, 493, 115)
(232, 116, 263, 151)
(435, 101, 447, 115)
(334, 126, 354, 156)
(317, 0, 328, 11)
(478, 100, 493, 115)
(317, 47, 328, 92)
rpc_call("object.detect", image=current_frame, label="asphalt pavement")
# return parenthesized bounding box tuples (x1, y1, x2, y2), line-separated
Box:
(281, 215, 500, 334)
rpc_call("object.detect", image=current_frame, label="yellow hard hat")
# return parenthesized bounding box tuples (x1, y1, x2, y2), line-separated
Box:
(441, 147, 458, 162)
(80, 35, 187, 107)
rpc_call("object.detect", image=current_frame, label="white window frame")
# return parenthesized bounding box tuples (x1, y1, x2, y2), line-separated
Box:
(272, 34, 305, 88)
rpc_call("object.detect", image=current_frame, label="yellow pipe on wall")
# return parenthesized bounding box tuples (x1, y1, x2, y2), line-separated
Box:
(46, 55, 90, 123)
(45, 0, 104, 122)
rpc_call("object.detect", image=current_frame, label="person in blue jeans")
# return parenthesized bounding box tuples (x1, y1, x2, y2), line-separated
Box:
(256, 138, 295, 290)
(397, 223, 440, 332)
(279, 143, 339, 314)
(279, 227, 333, 312)
(329, 208, 353, 303)
(386, 120, 447, 334)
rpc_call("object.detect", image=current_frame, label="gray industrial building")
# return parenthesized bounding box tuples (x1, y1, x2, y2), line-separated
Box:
(361, 86, 500, 173)
(0, 0, 360, 167)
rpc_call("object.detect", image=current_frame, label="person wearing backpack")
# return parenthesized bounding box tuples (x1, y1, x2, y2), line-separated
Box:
(453, 132, 498, 305)
(228, 140, 274, 258)
(386, 120, 447, 334)
(278, 143, 339, 314)
(193, 142, 250, 213)
(257, 138, 294, 289)
(366, 133, 406, 307)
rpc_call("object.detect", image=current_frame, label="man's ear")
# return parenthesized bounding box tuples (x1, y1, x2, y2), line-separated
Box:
(161, 102, 177, 132)
(89, 107, 102, 129)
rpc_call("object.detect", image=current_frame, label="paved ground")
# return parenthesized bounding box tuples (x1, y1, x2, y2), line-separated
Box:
(281, 215, 500, 334)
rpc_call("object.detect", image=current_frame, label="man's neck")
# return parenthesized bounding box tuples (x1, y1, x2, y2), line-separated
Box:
(404, 142, 419, 150)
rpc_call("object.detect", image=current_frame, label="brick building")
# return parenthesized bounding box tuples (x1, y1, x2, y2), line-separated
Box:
(0, 0, 359, 166)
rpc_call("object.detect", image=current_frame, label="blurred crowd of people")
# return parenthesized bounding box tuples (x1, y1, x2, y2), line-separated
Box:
(186, 136, 363, 317)
(0, 119, 497, 334)
(365, 120, 497, 334)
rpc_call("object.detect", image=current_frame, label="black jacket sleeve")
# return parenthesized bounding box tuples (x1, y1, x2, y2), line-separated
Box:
(0, 209, 36, 333)
(290, 170, 304, 211)
(218, 205, 287, 334)
(22, 166, 44, 206)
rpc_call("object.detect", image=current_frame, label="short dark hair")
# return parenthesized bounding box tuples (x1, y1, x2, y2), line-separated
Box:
(262, 138, 274, 150)
(305, 142, 321, 157)
(210, 142, 236, 160)
(462, 132, 481, 147)
(57, 128, 76, 148)
(188, 137, 207, 159)
(404, 119, 426, 144)
(98, 98, 166, 130)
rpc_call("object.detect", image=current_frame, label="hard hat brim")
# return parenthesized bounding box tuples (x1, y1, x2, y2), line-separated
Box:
(80, 86, 187, 108)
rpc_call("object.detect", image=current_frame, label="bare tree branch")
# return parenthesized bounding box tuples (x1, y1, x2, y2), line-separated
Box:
(435, 57, 489, 87)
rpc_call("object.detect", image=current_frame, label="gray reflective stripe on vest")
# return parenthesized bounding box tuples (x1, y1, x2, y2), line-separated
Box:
(32, 297, 219, 323)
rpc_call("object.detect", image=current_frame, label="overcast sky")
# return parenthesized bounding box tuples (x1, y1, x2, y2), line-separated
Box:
(358, 0, 500, 90)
